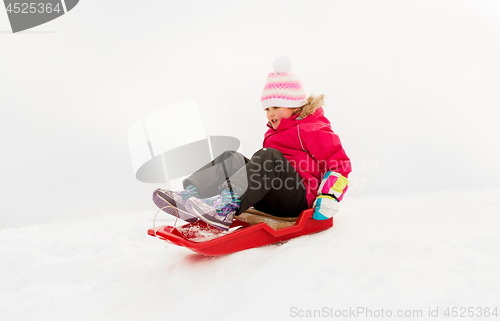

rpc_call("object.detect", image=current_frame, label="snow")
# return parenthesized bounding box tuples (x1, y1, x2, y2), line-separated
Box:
(1, 186, 500, 321)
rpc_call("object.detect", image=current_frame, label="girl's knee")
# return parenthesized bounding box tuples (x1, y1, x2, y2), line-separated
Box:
(219, 150, 244, 160)
(253, 148, 283, 159)
(220, 150, 236, 156)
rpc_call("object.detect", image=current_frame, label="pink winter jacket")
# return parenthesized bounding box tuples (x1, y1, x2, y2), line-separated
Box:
(263, 101, 351, 208)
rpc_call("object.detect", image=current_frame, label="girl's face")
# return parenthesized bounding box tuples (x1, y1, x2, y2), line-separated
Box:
(266, 107, 295, 129)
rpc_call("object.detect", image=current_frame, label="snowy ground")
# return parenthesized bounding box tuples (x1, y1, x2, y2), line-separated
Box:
(1, 186, 500, 321)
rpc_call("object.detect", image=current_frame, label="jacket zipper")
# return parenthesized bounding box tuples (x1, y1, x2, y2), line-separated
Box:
(297, 123, 315, 160)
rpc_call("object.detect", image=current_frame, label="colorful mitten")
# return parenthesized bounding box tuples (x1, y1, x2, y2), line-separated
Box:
(313, 171, 349, 220)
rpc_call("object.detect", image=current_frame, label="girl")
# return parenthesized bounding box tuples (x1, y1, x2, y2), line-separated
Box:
(153, 56, 351, 230)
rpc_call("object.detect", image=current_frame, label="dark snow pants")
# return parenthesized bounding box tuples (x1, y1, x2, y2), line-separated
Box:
(182, 148, 309, 217)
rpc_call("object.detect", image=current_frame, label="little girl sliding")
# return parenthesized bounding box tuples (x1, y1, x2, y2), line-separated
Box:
(153, 56, 351, 230)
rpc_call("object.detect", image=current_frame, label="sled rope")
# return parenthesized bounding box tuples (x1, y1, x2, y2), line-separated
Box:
(153, 204, 180, 237)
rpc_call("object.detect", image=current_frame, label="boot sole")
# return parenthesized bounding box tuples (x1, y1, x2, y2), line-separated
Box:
(186, 200, 232, 231)
(153, 190, 197, 223)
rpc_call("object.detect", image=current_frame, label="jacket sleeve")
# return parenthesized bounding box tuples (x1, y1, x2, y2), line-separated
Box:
(300, 125, 351, 203)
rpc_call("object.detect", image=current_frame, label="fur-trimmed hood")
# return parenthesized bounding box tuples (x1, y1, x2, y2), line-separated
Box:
(265, 94, 326, 132)
(298, 94, 324, 119)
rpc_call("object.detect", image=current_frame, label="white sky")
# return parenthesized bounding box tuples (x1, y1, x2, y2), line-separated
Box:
(1, 0, 500, 228)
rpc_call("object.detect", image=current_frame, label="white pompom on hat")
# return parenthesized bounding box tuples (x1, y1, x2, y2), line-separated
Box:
(272, 56, 293, 74)
(261, 56, 307, 110)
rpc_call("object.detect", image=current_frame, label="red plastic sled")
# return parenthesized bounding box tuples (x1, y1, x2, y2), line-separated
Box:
(147, 209, 332, 256)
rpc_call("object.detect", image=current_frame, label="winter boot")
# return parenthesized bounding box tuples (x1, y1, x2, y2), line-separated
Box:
(184, 189, 241, 231)
(152, 185, 200, 222)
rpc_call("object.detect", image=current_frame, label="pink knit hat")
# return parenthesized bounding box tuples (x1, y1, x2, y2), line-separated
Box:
(261, 56, 307, 110)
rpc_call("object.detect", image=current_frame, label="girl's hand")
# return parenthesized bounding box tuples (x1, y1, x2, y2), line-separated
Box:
(312, 172, 349, 220)
(313, 195, 339, 220)
(317, 171, 349, 202)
